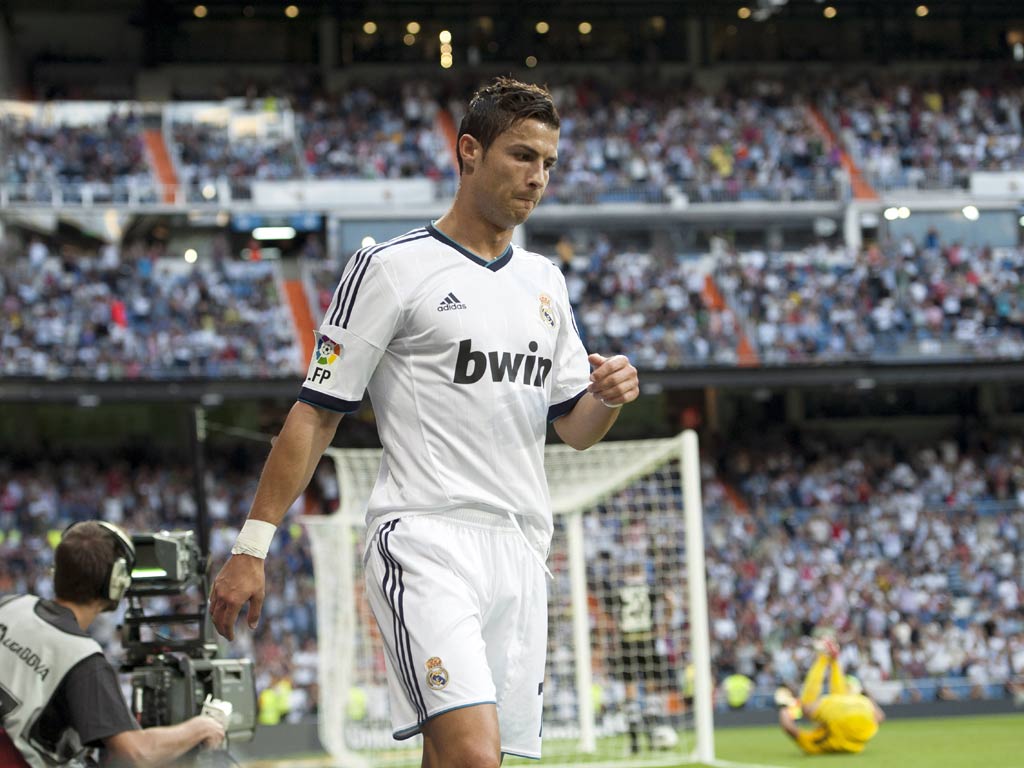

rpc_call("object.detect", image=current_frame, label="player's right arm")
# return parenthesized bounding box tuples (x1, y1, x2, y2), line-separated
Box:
(210, 402, 342, 640)
(105, 715, 225, 766)
(211, 245, 401, 641)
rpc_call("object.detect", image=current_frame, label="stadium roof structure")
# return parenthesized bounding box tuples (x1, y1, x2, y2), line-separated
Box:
(6, 0, 1024, 22)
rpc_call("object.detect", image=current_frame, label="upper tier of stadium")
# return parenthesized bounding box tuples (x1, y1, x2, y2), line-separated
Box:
(2, 74, 1022, 380)
(2, 73, 1022, 206)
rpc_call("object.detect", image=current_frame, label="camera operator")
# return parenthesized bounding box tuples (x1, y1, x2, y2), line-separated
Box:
(0, 521, 225, 767)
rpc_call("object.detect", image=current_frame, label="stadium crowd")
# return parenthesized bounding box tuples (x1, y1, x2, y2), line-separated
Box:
(702, 432, 1024, 706)
(2, 224, 1021, 380)
(1, 434, 1022, 722)
(171, 120, 304, 199)
(2, 77, 845, 204)
(560, 233, 1024, 367)
(3, 228, 1019, 381)
(5, 74, 1024, 201)
(560, 235, 744, 368)
(298, 82, 453, 181)
(822, 75, 1024, 191)
(713, 236, 1024, 363)
(0, 237, 300, 379)
(0, 111, 153, 202)
(546, 79, 843, 204)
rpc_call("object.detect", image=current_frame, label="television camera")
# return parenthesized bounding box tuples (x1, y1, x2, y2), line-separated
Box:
(122, 531, 257, 745)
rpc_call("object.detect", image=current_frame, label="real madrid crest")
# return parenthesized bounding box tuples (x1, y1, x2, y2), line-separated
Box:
(539, 294, 557, 329)
(425, 656, 449, 690)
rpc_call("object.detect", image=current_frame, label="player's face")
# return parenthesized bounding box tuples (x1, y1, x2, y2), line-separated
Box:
(468, 118, 559, 230)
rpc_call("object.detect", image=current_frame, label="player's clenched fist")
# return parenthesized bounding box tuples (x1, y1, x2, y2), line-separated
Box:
(587, 353, 639, 408)
(209, 554, 265, 641)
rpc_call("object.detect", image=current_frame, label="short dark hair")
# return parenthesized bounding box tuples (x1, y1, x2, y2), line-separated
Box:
(54, 522, 118, 604)
(456, 77, 560, 173)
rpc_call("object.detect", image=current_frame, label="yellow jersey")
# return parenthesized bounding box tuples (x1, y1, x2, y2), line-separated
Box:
(794, 694, 879, 755)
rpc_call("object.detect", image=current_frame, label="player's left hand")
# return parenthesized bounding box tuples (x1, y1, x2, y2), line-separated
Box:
(588, 353, 639, 408)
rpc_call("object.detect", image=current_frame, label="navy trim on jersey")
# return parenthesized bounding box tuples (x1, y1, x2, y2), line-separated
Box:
(427, 223, 513, 272)
(329, 246, 369, 327)
(297, 387, 362, 413)
(567, 304, 583, 339)
(334, 248, 372, 327)
(379, 520, 429, 725)
(547, 388, 587, 422)
(328, 229, 430, 327)
(392, 700, 498, 740)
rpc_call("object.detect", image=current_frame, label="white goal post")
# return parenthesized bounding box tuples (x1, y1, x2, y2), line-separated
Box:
(301, 430, 715, 767)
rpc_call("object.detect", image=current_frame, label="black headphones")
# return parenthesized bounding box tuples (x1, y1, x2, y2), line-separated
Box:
(62, 520, 136, 604)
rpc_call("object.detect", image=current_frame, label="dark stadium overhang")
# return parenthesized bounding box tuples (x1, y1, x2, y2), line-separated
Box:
(6, 0, 1024, 22)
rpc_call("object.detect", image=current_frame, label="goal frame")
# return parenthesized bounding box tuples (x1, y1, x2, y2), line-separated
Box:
(301, 430, 716, 766)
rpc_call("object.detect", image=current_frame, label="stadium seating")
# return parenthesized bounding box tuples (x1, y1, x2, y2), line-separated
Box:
(6, 75, 1024, 202)
(0, 108, 155, 204)
(3, 435, 1021, 719)
(823, 75, 1024, 191)
(0, 239, 301, 379)
(547, 79, 844, 205)
(298, 83, 452, 181)
(559, 235, 1024, 367)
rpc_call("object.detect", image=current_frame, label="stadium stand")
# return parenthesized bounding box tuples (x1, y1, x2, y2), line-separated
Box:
(714, 238, 1024, 364)
(3, 433, 1021, 719)
(0, 105, 155, 204)
(2, 222, 1022, 384)
(5, 74, 1024, 204)
(298, 82, 452, 181)
(0, 238, 301, 379)
(546, 79, 845, 205)
(820, 74, 1024, 192)
(553, 233, 1024, 367)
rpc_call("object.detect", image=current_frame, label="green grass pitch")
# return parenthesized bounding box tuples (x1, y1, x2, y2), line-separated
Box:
(709, 713, 1023, 768)
(246, 713, 1023, 767)
(503, 713, 1023, 768)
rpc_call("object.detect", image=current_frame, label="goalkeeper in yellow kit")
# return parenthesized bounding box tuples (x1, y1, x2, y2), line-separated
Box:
(775, 633, 885, 755)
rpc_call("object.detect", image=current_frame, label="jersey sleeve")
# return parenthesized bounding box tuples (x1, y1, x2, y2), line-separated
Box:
(547, 271, 591, 421)
(60, 654, 139, 746)
(298, 251, 403, 413)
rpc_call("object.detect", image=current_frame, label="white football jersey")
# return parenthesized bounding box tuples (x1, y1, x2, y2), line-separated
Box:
(300, 223, 591, 551)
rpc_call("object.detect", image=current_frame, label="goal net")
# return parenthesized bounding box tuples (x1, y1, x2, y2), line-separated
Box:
(302, 431, 714, 767)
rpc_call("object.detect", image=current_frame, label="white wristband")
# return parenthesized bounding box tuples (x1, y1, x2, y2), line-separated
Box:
(231, 519, 277, 559)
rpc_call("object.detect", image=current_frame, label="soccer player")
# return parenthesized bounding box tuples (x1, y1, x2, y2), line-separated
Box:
(605, 560, 674, 753)
(209, 77, 640, 768)
(775, 633, 885, 755)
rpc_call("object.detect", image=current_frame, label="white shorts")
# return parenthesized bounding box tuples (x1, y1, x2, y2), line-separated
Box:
(364, 511, 548, 759)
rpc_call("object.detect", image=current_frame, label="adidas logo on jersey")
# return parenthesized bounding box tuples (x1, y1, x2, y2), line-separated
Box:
(453, 339, 552, 387)
(437, 292, 467, 312)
